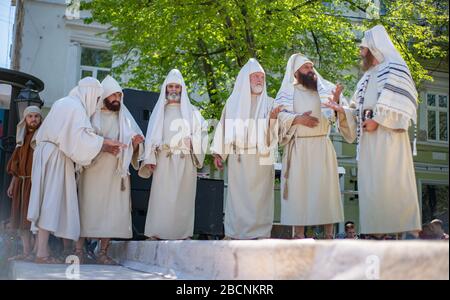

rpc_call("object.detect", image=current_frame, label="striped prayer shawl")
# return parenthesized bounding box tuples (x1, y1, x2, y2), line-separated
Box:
(354, 61, 418, 160)
(376, 61, 418, 124)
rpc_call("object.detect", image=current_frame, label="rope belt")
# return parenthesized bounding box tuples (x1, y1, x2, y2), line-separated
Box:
(41, 140, 58, 146)
(231, 145, 269, 163)
(159, 144, 190, 159)
(18, 175, 31, 224)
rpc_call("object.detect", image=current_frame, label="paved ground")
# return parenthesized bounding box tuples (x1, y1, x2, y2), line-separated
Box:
(9, 260, 171, 280)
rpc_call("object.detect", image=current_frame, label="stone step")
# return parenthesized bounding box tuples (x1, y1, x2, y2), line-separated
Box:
(109, 239, 449, 280)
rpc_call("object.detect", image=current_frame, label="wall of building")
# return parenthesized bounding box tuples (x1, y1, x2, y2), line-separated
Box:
(17, 0, 110, 108)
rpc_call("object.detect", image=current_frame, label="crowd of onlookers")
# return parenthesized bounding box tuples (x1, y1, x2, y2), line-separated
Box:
(336, 220, 449, 240)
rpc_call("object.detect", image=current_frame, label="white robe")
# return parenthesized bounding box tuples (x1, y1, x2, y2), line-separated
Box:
(78, 111, 142, 239)
(27, 97, 103, 241)
(278, 85, 344, 226)
(338, 65, 421, 234)
(143, 103, 203, 239)
(215, 97, 277, 239)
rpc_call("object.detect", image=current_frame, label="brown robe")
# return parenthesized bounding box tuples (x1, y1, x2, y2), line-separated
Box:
(7, 130, 35, 230)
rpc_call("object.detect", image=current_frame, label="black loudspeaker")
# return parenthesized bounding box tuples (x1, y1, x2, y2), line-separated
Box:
(123, 88, 225, 240)
(194, 178, 225, 238)
(122, 88, 159, 136)
(123, 89, 158, 239)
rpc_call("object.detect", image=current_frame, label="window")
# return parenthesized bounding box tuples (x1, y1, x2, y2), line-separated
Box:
(426, 92, 448, 142)
(379, 0, 388, 16)
(80, 47, 112, 82)
(421, 183, 449, 231)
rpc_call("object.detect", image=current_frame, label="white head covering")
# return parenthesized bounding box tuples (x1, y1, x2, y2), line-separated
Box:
(16, 105, 42, 148)
(275, 53, 346, 120)
(91, 75, 144, 178)
(360, 24, 410, 66)
(142, 69, 205, 161)
(362, 24, 418, 123)
(218, 58, 271, 151)
(354, 25, 418, 159)
(68, 77, 104, 117)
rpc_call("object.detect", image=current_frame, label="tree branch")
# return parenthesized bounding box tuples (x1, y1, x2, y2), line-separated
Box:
(342, 0, 368, 13)
(311, 30, 322, 65)
(235, 0, 258, 59)
(196, 38, 220, 104)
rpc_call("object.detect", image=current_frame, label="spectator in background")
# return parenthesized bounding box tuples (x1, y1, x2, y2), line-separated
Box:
(336, 221, 359, 239)
(421, 219, 449, 240)
(430, 219, 449, 240)
(419, 223, 435, 239)
(344, 221, 358, 239)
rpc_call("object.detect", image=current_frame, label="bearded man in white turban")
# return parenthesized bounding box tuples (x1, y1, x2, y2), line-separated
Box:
(324, 25, 421, 237)
(75, 75, 144, 264)
(27, 77, 125, 263)
(275, 53, 345, 239)
(211, 58, 281, 240)
(139, 69, 206, 240)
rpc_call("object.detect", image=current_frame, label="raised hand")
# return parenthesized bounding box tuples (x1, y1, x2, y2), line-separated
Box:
(323, 98, 344, 113)
(332, 83, 344, 104)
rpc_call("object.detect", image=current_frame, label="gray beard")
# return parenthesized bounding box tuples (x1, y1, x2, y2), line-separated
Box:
(251, 84, 263, 94)
(167, 92, 181, 102)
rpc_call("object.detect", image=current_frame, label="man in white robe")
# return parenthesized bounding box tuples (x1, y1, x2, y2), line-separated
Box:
(76, 75, 144, 264)
(27, 77, 126, 263)
(139, 69, 206, 240)
(275, 54, 345, 239)
(211, 58, 281, 240)
(324, 25, 422, 237)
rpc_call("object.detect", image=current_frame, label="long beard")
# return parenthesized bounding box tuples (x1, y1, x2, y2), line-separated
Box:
(166, 92, 181, 102)
(298, 72, 317, 91)
(251, 84, 264, 95)
(361, 50, 376, 71)
(104, 99, 121, 111)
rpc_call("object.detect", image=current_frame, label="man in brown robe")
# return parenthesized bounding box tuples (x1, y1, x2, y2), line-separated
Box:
(6, 106, 42, 260)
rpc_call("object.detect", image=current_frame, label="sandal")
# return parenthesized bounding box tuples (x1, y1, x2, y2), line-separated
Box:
(24, 254, 35, 261)
(96, 250, 117, 265)
(71, 249, 86, 264)
(8, 254, 28, 261)
(34, 256, 63, 264)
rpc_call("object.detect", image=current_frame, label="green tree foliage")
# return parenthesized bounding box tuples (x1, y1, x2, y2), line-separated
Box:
(82, 0, 448, 119)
